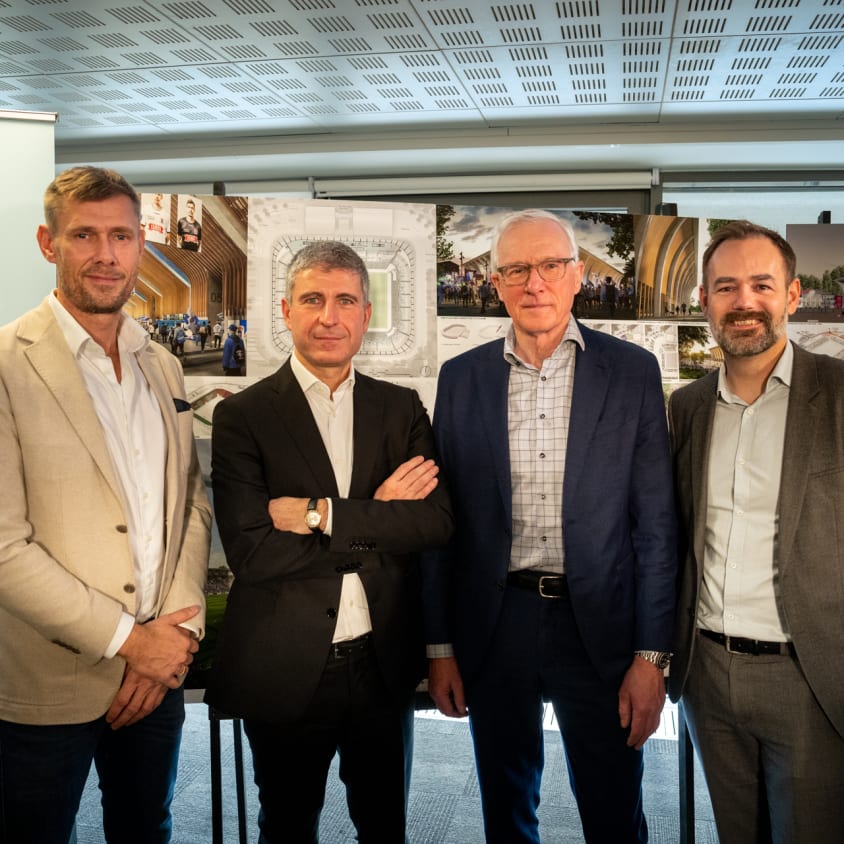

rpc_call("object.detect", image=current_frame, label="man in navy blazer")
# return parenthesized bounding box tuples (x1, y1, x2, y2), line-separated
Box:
(424, 209, 677, 843)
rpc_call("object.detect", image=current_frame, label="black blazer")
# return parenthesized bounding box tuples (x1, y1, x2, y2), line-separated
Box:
(206, 361, 453, 723)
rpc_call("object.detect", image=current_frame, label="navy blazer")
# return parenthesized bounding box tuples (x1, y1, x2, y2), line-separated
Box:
(423, 323, 677, 689)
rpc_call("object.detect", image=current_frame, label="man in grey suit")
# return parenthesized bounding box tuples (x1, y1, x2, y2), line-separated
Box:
(668, 220, 844, 843)
(0, 166, 211, 842)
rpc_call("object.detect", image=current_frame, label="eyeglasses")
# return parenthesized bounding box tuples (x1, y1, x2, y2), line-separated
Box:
(495, 258, 577, 287)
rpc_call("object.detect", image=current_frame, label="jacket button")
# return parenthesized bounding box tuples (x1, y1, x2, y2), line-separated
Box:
(326, 608, 336, 619)
(116, 524, 128, 533)
(497, 581, 505, 591)
(123, 584, 135, 594)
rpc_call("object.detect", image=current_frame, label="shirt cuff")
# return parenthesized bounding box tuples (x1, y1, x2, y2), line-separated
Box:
(426, 643, 455, 659)
(324, 497, 333, 536)
(104, 611, 136, 659)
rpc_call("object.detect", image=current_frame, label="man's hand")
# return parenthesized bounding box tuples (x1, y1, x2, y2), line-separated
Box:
(105, 668, 168, 729)
(268, 496, 318, 534)
(428, 656, 468, 718)
(375, 455, 439, 501)
(117, 605, 200, 688)
(617, 656, 666, 750)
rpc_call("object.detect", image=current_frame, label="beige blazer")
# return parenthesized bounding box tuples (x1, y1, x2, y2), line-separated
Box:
(0, 296, 211, 725)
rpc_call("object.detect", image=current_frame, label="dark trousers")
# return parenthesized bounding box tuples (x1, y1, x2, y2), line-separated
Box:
(683, 630, 844, 843)
(243, 640, 413, 844)
(466, 584, 647, 844)
(0, 686, 185, 844)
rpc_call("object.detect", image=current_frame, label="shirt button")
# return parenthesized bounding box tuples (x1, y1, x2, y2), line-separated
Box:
(539, 453, 545, 459)
(539, 413, 546, 419)
(123, 584, 135, 594)
(116, 524, 128, 533)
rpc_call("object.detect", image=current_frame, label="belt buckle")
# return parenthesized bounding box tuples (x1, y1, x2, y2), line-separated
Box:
(723, 635, 742, 654)
(538, 576, 562, 599)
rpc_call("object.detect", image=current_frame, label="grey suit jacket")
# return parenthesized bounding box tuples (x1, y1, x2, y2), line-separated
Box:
(0, 296, 211, 725)
(668, 342, 844, 737)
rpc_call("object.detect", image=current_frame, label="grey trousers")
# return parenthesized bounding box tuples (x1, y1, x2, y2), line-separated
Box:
(683, 630, 844, 844)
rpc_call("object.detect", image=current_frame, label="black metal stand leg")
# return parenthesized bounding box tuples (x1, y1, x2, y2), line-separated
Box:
(232, 718, 248, 844)
(678, 701, 695, 844)
(209, 711, 223, 844)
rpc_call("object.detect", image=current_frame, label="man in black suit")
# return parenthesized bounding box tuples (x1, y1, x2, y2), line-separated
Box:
(206, 240, 453, 844)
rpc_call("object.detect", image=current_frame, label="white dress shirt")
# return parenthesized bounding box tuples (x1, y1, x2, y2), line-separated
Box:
(289, 352, 372, 642)
(48, 293, 167, 657)
(699, 341, 793, 641)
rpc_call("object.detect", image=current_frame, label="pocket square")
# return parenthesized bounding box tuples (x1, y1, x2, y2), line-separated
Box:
(173, 398, 192, 412)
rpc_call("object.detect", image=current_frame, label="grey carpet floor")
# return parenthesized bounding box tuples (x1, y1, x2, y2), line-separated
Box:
(74, 705, 717, 843)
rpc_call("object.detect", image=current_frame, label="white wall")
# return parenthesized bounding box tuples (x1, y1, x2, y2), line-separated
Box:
(0, 111, 56, 323)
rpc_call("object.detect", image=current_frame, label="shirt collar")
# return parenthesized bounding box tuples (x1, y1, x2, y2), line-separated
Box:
(47, 291, 148, 358)
(289, 348, 356, 396)
(503, 317, 585, 368)
(717, 338, 793, 402)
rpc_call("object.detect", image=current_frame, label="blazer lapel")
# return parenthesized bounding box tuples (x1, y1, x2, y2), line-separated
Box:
(564, 335, 609, 500)
(777, 345, 819, 574)
(22, 303, 124, 508)
(270, 362, 339, 496)
(475, 345, 513, 524)
(687, 377, 717, 569)
(349, 374, 383, 498)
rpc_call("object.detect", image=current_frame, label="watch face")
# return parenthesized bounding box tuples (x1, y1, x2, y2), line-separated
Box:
(306, 510, 321, 529)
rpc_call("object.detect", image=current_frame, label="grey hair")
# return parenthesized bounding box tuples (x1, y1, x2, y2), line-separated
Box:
(286, 240, 370, 304)
(489, 209, 579, 270)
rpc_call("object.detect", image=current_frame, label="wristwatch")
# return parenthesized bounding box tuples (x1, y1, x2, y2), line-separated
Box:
(634, 650, 671, 670)
(305, 498, 322, 532)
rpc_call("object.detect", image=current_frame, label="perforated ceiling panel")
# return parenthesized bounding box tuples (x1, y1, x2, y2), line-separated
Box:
(0, 0, 842, 143)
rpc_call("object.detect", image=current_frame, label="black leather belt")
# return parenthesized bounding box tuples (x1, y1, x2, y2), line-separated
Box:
(329, 632, 373, 660)
(699, 628, 794, 656)
(507, 570, 568, 599)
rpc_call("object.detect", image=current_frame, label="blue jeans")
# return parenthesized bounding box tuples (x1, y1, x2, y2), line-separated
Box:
(0, 686, 185, 844)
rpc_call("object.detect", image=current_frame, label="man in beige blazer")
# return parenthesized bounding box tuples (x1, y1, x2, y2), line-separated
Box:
(668, 220, 844, 843)
(0, 166, 211, 843)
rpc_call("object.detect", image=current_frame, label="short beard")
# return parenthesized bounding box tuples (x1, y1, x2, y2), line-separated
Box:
(83, 300, 127, 314)
(712, 310, 784, 357)
(75, 286, 132, 314)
